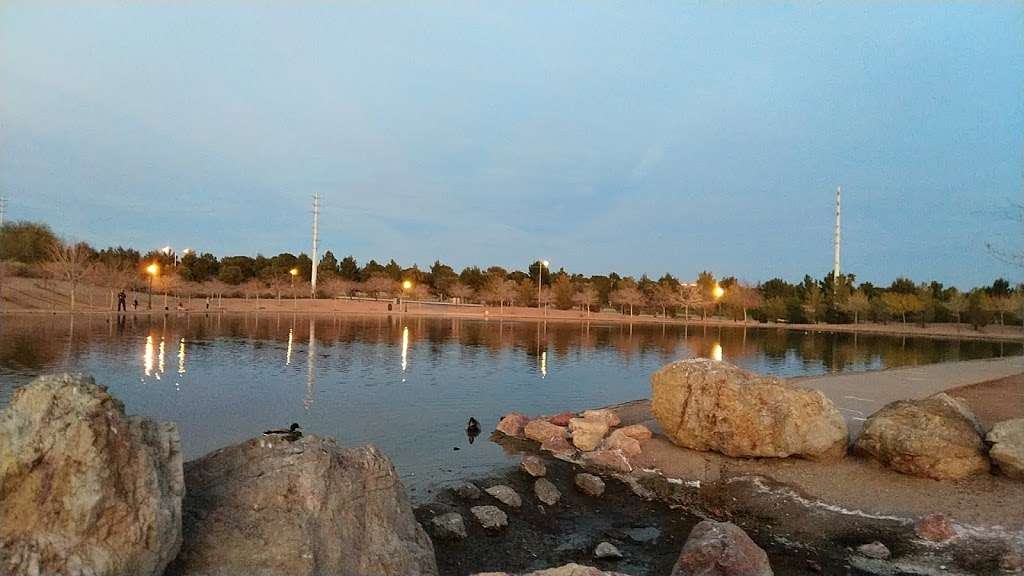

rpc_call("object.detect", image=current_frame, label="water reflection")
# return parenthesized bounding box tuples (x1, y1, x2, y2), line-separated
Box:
(286, 327, 294, 366)
(177, 338, 186, 375)
(711, 342, 723, 362)
(401, 325, 409, 380)
(144, 335, 154, 376)
(305, 319, 316, 412)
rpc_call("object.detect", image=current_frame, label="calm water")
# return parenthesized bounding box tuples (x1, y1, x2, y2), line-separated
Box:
(1, 313, 1019, 499)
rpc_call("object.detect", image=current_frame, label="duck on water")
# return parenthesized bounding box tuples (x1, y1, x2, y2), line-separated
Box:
(264, 422, 303, 442)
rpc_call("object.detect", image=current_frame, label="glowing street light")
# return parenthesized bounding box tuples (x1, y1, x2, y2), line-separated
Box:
(402, 279, 413, 291)
(537, 260, 549, 311)
(712, 284, 725, 301)
(146, 263, 159, 310)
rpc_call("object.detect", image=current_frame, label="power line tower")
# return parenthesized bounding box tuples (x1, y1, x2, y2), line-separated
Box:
(833, 186, 841, 286)
(0, 195, 7, 227)
(310, 192, 320, 298)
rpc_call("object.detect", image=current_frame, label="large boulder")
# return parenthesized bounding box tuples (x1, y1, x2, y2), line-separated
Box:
(671, 520, 772, 576)
(0, 374, 183, 576)
(855, 393, 989, 480)
(651, 359, 847, 461)
(987, 418, 1024, 480)
(474, 564, 632, 576)
(167, 435, 437, 576)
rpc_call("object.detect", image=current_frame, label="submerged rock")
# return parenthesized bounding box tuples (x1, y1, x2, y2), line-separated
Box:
(594, 541, 624, 559)
(671, 520, 772, 576)
(856, 541, 891, 560)
(574, 473, 606, 497)
(855, 394, 989, 480)
(486, 484, 523, 508)
(914, 513, 957, 542)
(453, 480, 484, 500)
(534, 478, 561, 506)
(521, 454, 547, 477)
(167, 435, 437, 576)
(432, 512, 467, 540)
(987, 418, 1024, 480)
(0, 373, 183, 576)
(470, 505, 508, 531)
(651, 359, 847, 461)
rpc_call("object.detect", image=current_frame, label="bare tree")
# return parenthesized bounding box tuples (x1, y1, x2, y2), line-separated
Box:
(46, 241, 94, 310)
(944, 292, 967, 325)
(364, 275, 397, 299)
(678, 285, 704, 321)
(723, 283, 763, 323)
(572, 284, 599, 316)
(610, 285, 644, 317)
(840, 290, 871, 324)
(450, 281, 475, 304)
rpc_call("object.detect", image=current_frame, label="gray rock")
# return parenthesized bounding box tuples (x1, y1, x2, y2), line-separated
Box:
(987, 418, 1024, 480)
(521, 454, 547, 477)
(594, 541, 624, 559)
(671, 520, 772, 576)
(453, 481, 483, 500)
(0, 374, 183, 576)
(627, 526, 660, 543)
(167, 435, 437, 576)
(534, 478, 561, 506)
(574, 473, 606, 497)
(857, 541, 891, 560)
(470, 505, 508, 531)
(432, 512, 467, 540)
(485, 484, 523, 508)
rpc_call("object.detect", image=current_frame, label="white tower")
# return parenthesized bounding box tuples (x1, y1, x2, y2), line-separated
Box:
(311, 193, 320, 298)
(833, 186, 841, 285)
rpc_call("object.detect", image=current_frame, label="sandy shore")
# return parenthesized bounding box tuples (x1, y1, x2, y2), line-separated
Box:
(3, 277, 1022, 343)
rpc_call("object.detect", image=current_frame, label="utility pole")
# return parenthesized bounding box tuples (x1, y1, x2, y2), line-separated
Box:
(311, 192, 320, 298)
(833, 186, 841, 286)
(0, 195, 7, 227)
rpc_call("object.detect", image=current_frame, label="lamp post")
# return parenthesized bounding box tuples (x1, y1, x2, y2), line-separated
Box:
(146, 263, 159, 310)
(290, 268, 299, 309)
(537, 260, 549, 311)
(402, 280, 412, 313)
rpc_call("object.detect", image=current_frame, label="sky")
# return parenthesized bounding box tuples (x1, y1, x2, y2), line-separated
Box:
(1, 2, 1022, 288)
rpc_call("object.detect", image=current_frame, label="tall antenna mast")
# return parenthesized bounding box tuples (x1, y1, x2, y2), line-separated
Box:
(833, 186, 841, 286)
(0, 195, 7, 227)
(311, 192, 320, 298)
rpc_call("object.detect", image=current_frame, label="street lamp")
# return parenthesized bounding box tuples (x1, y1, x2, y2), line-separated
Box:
(146, 263, 159, 310)
(290, 268, 299, 308)
(712, 283, 725, 318)
(401, 280, 413, 313)
(537, 260, 549, 311)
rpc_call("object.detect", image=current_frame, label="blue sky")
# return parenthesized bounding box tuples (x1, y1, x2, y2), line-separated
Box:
(2, 2, 1021, 288)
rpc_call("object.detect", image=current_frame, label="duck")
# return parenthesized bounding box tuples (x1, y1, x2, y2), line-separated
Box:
(466, 417, 481, 444)
(264, 422, 303, 442)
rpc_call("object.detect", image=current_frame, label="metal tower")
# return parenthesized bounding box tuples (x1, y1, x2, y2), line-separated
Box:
(833, 186, 841, 285)
(311, 193, 320, 298)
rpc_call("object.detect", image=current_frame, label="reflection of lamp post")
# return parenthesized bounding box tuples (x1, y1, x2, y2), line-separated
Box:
(537, 260, 549, 310)
(290, 268, 299, 308)
(146, 263, 159, 310)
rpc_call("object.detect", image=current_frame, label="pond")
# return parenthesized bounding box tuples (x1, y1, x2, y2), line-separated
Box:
(0, 312, 1019, 500)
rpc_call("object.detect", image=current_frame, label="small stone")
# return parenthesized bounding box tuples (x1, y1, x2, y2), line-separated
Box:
(601, 432, 642, 458)
(574, 473, 605, 497)
(616, 424, 653, 441)
(999, 547, 1024, 572)
(857, 541, 890, 560)
(534, 478, 561, 506)
(594, 541, 623, 559)
(581, 409, 622, 427)
(524, 420, 568, 444)
(470, 505, 508, 531)
(987, 418, 1024, 480)
(546, 411, 576, 426)
(452, 481, 482, 500)
(569, 417, 610, 451)
(915, 513, 957, 542)
(581, 449, 633, 473)
(627, 526, 660, 543)
(496, 413, 530, 437)
(521, 455, 547, 477)
(431, 512, 467, 540)
(485, 484, 522, 508)
(541, 435, 576, 456)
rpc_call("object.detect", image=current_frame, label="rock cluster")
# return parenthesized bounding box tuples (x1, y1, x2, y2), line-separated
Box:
(495, 408, 651, 474)
(0, 374, 183, 576)
(855, 394, 989, 480)
(651, 359, 848, 461)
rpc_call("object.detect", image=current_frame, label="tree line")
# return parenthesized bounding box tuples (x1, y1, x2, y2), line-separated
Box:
(1, 220, 1021, 327)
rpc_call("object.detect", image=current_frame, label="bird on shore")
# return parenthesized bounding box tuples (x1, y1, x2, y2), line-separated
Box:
(466, 417, 481, 444)
(264, 422, 303, 442)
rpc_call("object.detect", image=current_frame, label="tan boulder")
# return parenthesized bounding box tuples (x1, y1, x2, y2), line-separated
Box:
(497, 413, 530, 437)
(600, 430, 642, 458)
(581, 409, 621, 427)
(569, 417, 610, 451)
(855, 394, 989, 480)
(525, 419, 568, 444)
(0, 374, 183, 576)
(987, 418, 1024, 480)
(581, 449, 633, 474)
(651, 359, 847, 461)
(167, 435, 437, 576)
(615, 424, 653, 441)
(520, 454, 547, 477)
(541, 435, 576, 456)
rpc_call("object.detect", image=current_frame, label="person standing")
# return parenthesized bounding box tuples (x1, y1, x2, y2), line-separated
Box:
(117, 290, 127, 312)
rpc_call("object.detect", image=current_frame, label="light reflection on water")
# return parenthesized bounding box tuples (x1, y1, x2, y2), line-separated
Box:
(0, 313, 1019, 499)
